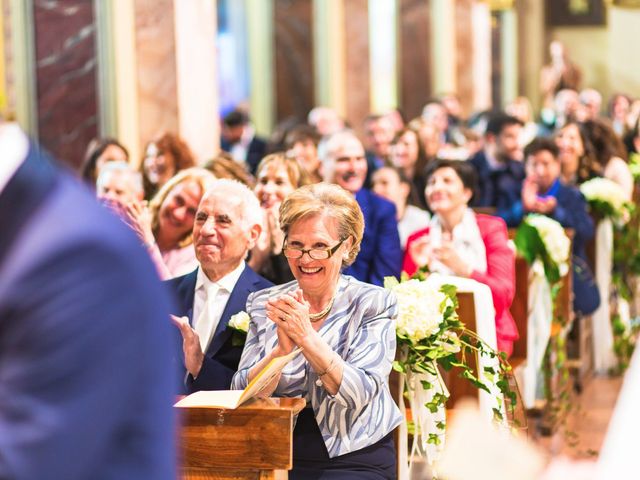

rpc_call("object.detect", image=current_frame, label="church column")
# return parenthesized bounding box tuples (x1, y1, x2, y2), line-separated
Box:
(398, 0, 432, 120)
(515, 0, 544, 110)
(368, 0, 397, 114)
(454, 0, 492, 115)
(498, 5, 518, 106)
(344, 0, 370, 131)
(430, 0, 457, 98)
(246, 0, 274, 136)
(174, 0, 219, 160)
(313, 0, 346, 117)
(32, 0, 99, 169)
(2, 0, 38, 133)
(273, 0, 314, 125)
(112, 0, 219, 164)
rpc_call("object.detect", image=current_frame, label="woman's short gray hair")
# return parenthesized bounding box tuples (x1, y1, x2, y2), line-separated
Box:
(279, 183, 364, 267)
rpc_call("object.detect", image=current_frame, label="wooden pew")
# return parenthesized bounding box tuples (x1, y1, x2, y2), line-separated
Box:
(178, 397, 305, 479)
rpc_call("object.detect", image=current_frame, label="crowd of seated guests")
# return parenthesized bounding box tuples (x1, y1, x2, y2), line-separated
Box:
(78, 82, 638, 359)
(71, 83, 640, 476)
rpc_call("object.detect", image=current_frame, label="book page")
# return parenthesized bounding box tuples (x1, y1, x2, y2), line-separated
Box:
(174, 390, 244, 409)
(238, 348, 303, 405)
(174, 348, 303, 410)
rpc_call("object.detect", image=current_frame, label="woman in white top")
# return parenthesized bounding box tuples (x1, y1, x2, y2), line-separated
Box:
(372, 165, 430, 249)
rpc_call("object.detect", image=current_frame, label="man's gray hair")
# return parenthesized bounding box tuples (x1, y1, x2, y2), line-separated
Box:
(319, 129, 360, 163)
(96, 161, 144, 194)
(204, 178, 262, 229)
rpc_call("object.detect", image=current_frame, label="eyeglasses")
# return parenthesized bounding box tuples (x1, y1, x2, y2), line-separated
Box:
(282, 238, 347, 260)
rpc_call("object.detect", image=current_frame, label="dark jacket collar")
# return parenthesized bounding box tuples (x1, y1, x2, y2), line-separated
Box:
(0, 143, 57, 268)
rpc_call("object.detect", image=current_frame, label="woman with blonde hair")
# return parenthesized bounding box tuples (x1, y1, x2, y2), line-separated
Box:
(125, 167, 216, 279)
(249, 153, 310, 284)
(233, 183, 401, 478)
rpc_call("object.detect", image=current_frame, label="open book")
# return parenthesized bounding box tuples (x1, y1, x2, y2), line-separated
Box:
(175, 348, 303, 409)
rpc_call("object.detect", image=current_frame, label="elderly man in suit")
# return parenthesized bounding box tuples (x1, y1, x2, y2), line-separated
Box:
(0, 123, 175, 479)
(169, 179, 273, 393)
(320, 130, 402, 286)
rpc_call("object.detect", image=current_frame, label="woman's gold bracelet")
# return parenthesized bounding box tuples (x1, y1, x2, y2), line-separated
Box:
(315, 354, 339, 386)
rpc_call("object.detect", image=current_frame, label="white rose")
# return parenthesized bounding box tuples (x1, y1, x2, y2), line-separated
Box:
(229, 311, 250, 332)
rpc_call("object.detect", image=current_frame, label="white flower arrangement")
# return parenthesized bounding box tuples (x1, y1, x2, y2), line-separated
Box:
(579, 177, 629, 222)
(524, 214, 571, 278)
(580, 177, 627, 210)
(384, 275, 517, 470)
(389, 278, 451, 343)
(228, 311, 250, 333)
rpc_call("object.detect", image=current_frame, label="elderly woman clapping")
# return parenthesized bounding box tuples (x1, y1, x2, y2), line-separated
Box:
(232, 183, 401, 479)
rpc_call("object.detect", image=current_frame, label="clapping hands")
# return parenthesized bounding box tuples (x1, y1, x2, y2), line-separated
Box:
(522, 179, 557, 214)
(266, 289, 313, 354)
(409, 232, 472, 277)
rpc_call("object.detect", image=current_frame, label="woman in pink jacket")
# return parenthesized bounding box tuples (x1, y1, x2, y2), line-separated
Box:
(403, 159, 518, 356)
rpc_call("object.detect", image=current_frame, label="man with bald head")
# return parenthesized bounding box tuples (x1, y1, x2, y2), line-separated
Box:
(168, 179, 272, 393)
(321, 130, 402, 286)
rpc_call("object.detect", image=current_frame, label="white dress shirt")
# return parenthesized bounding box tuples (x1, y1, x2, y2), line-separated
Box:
(192, 261, 245, 352)
(0, 123, 29, 195)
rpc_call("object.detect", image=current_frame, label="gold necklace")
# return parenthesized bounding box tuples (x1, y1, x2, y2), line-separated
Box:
(308, 295, 336, 323)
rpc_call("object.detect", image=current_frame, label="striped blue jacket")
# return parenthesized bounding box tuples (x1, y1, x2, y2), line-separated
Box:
(231, 275, 402, 458)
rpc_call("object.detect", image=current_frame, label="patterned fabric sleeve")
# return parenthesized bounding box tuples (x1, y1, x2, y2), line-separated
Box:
(328, 290, 398, 410)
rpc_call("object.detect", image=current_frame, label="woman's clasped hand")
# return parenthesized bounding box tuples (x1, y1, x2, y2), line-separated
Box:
(266, 289, 315, 352)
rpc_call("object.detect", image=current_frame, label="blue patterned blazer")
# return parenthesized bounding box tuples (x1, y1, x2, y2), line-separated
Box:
(231, 275, 402, 458)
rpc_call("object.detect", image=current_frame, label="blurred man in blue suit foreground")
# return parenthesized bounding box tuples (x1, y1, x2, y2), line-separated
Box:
(0, 123, 176, 479)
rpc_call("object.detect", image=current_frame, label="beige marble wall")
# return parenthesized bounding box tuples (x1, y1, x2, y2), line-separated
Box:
(134, 0, 179, 152)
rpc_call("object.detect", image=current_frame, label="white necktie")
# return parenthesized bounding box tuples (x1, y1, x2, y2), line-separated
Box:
(194, 284, 219, 353)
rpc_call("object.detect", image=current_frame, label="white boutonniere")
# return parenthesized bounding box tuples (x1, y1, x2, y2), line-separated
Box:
(228, 311, 250, 346)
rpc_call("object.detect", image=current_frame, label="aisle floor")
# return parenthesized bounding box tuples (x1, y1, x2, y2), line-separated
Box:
(529, 373, 624, 460)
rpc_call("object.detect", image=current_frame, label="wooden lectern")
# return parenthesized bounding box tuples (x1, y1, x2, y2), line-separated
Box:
(178, 397, 306, 480)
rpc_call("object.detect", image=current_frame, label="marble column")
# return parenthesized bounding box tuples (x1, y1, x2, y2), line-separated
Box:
(398, 0, 431, 120)
(133, 0, 179, 152)
(174, 0, 219, 161)
(33, 0, 98, 170)
(274, 0, 314, 124)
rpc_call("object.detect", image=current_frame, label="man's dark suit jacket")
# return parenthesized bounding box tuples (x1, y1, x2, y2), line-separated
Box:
(344, 189, 403, 286)
(167, 265, 272, 393)
(510, 179, 600, 315)
(220, 135, 268, 176)
(0, 144, 176, 478)
(469, 149, 525, 227)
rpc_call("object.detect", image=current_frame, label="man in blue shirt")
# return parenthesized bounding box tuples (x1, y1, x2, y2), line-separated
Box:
(514, 137, 599, 315)
(320, 130, 402, 286)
